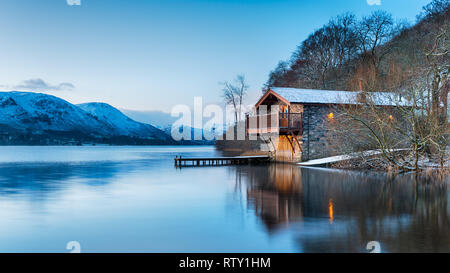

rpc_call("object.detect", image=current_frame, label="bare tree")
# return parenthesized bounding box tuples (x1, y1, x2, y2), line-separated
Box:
(274, 13, 360, 90)
(423, 26, 449, 124)
(334, 57, 448, 172)
(295, 14, 358, 89)
(328, 13, 359, 67)
(265, 61, 291, 92)
(420, 0, 450, 20)
(356, 10, 396, 69)
(221, 74, 249, 123)
(307, 28, 335, 89)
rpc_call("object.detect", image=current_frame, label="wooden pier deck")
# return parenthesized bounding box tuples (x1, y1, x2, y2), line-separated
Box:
(174, 155, 270, 167)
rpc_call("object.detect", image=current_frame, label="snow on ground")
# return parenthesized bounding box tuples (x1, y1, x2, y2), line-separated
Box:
(298, 149, 405, 166)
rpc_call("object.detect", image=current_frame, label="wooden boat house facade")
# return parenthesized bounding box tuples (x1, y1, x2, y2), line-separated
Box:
(246, 87, 400, 163)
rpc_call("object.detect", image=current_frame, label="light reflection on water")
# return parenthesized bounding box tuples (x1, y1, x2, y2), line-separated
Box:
(241, 164, 449, 252)
(0, 146, 448, 253)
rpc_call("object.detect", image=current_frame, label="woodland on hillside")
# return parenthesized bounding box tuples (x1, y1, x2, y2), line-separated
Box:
(266, 1, 448, 103)
(264, 0, 449, 172)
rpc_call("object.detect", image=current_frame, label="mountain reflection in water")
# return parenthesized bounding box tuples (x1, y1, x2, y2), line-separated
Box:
(0, 146, 448, 253)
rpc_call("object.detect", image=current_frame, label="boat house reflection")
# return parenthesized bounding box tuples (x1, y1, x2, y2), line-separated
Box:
(246, 164, 303, 230)
(237, 164, 450, 252)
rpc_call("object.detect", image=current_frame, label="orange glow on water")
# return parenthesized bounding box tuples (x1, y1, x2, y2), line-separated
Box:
(328, 198, 334, 224)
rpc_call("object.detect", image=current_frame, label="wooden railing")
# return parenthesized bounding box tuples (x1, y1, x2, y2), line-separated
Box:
(246, 113, 276, 134)
(246, 112, 303, 135)
(279, 112, 303, 131)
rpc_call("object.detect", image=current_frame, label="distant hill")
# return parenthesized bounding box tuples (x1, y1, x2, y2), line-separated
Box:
(121, 109, 177, 129)
(0, 91, 107, 134)
(0, 91, 173, 145)
(78, 103, 165, 138)
(122, 109, 223, 142)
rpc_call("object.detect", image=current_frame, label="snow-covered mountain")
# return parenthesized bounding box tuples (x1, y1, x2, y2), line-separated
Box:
(0, 91, 170, 142)
(122, 109, 224, 141)
(78, 102, 165, 139)
(0, 91, 108, 134)
(121, 109, 177, 129)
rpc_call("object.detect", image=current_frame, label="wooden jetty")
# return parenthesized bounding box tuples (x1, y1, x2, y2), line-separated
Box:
(174, 155, 270, 167)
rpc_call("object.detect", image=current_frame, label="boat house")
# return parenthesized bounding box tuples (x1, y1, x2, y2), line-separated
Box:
(246, 87, 401, 162)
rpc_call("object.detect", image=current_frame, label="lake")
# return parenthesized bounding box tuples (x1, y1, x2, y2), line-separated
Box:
(0, 146, 448, 253)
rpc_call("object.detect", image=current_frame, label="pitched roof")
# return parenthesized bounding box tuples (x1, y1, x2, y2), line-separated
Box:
(268, 87, 406, 106)
(271, 88, 356, 104)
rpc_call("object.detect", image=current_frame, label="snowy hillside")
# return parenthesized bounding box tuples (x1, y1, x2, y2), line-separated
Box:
(78, 102, 167, 139)
(121, 109, 177, 129)
(0, 91, 169, 142)
(0, 91, 109, 135)
(122, 109, 223, 141)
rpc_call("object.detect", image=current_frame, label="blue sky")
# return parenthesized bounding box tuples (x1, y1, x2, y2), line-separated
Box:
(0, 0, 430, 112)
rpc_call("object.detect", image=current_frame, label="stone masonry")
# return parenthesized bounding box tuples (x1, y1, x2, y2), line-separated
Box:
(301, 104, 337, 161)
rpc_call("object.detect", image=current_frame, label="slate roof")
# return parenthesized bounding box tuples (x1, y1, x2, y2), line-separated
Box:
(269, 87, 406, 106)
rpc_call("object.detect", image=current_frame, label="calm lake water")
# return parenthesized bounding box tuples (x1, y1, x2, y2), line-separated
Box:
(0, 146, 448, 253)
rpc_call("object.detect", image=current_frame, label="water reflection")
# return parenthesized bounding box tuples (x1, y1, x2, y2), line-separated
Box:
(328, 199, 334, 225)
(0, 146, 448, 253)
(245, 164, 303, 231)
(236, 164, 450, 252)
(0, 160, 148, 199)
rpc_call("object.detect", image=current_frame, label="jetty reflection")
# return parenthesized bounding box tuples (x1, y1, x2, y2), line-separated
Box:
(234, 164, 450, 252)
(0, 146, 448, 252)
